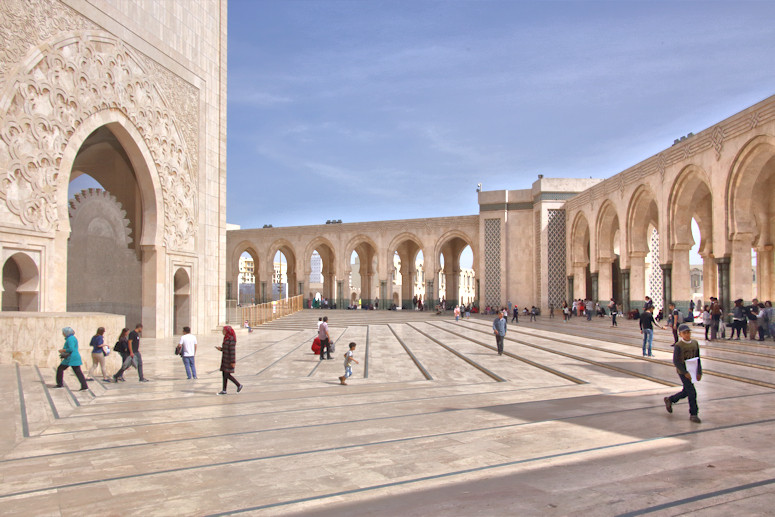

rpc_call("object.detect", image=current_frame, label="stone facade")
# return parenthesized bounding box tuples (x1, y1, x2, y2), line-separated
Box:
(0, 0, 227, 345)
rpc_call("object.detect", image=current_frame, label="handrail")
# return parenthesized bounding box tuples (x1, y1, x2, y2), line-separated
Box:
(237, 294, 304, 328)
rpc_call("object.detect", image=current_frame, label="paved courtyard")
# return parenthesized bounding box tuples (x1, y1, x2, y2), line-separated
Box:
(2, 311, 774, 516)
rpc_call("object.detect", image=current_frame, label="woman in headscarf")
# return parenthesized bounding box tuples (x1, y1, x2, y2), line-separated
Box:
(216, 326, 243, 395)
(55, 327, 89, 390)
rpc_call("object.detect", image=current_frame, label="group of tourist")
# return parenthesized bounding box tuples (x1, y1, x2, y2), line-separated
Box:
(698, 297, 773, 342)
(54, 323, 245, 395)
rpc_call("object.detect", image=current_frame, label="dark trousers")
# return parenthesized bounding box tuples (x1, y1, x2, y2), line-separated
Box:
(669, 373, 698, 416)
(56, 364, 88, 389)
(114, 351, 143, 380)
(222, 371, 240, 391)
(611, 312, 617, 326)
(732, 319, 745, 339)
(710, 315, 720, 340)
(319, 338, 331, 360)
(495, 334, 504, 354)
(672, 327, 679, 344)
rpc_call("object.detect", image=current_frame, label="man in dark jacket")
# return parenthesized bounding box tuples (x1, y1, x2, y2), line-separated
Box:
(664, 324, 702, 423)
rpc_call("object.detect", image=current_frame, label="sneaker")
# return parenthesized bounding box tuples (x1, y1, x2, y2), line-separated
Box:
(237, 384, 243, 393)
(663, 397, 673, 413)
(53, 385, 64, 389)
(118, 377, 125, 382)
(339, 376, 345, 384)
(217, 390, 227, 395)
(85, 377, 95, 381)
(79, 387, 89, 391)
(690, 415, 702, 423)
(139, 378, 150, 382)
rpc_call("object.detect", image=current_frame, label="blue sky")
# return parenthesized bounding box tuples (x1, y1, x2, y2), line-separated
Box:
(226, 0, 775, 230)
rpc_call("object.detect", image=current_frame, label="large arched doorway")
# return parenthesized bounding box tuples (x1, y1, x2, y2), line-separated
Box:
(596, 202, 622, 307)
(436, 233, 475, 308)
(347, 238, 378, 306)
(390, 234, 424, 310)
(627, 186, 661, 311)
(1, 253, 39, 311)
(728, 137, 775, 304)
(306, 239, 336, 307)
(66, 126, 147, 327)
(669, 166, 714, 313)
(570, 213, 591, 302)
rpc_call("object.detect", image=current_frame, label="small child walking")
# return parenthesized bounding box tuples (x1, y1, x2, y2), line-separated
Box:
(339, 342, 359, 385)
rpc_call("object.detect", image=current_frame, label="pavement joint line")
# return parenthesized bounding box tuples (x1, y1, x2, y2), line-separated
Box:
(202, 416, 775, 516)
(22, 380, 582, 435)
(252, 334, 316, 378)
(206, 329, 313, 376)
(7, 409, 775, 502)
(615, 476, 775, 517)
(8, 388, 773, 466)
(364, 325, 370, 378)
(469, 319, 775, 390)
(512, 321, 775, 372)
(14, 364, 29, 438)
(429, 321, 587, 384)
(34, 366, 59, 420)
(387, 323, 433, 380)
(459, 320, 680, 387)
(308, 328, 347, 377)
(407, 322, 507, 382)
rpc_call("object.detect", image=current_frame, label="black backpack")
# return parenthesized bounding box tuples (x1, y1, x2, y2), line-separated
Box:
(114, 340, 128, 354)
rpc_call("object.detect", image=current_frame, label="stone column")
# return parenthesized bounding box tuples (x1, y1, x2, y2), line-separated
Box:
(730, 234, 753, 302)
(620, 269, 631, 314)
(716, 257, 731, 313)
(567, 275, 574, 304)
(597, 258, 613, 303)
(590, 272, 599, 303)
(380, 280, 387, 310)
(426, 279, 434, 309)
(572, 263, 587, 299)
(629, 252, 647, 307)
(671, 245, 691, 312)
(661, 263, 672, 309)
(701, 253, 716, 302)
(336, 280, 344, 309)
(141, 244, 164, 338)
(260, 281, 267, 303)
(756, 245, 774, 301)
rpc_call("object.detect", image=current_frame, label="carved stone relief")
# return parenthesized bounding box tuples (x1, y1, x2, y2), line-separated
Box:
(0, 0, 199, 251)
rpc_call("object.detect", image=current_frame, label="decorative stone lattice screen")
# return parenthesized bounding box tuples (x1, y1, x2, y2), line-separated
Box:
(484, 218, 501, 307)
(547, 209, 566, 307)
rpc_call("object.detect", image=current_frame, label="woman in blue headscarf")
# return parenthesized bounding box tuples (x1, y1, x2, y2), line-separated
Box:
(55, 327, 89, 390)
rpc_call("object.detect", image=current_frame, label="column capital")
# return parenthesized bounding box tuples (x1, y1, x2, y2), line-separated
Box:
(629, 251, 648, 259)
(714, 256, 731, 265)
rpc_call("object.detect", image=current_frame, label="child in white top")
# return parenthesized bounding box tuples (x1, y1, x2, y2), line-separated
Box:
(339, 342, 359, 385)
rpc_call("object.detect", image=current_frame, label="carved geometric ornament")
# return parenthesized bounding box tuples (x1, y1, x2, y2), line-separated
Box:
(0, 0, 198, 250)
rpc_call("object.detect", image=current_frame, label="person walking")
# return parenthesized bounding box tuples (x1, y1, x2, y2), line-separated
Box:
(319, 316, 331, 360)
(664, 324, 702, 423)
(87, 327, 111, 381)
(338, 342, 359, 385)
(493, 310, 507, 355)
(512, 304, 519, 323)
(667, 303, 680, 343)
(113, 324, 148, 382)
(640, 306, 663, 356)
(113, 328, 130, 382)
(609, 299, 618, 327)
(216, 325, 243, 395)
(55, 327, 89, 390)
(454, 305, 460, 322)
(179, 326, 198, 379)
(731, 299, 746, 340)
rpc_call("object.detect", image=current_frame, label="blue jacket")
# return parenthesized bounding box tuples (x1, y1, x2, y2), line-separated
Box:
(61, 335, 83, 366)
(493, 316, 507, 336)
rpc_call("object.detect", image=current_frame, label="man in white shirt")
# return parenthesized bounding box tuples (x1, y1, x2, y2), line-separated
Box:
(179, 326, 198, 379)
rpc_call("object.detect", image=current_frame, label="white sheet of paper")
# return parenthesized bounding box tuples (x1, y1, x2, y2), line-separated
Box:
(685, 357, 700, 383)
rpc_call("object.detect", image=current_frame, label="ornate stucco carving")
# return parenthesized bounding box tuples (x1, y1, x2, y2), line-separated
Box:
(0, 0, 199, 251)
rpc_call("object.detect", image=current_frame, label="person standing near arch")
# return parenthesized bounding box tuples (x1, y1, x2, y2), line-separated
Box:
(216, 326, 243, 395)
(319, 316, 331, 360)
(493, 310, 507, 356)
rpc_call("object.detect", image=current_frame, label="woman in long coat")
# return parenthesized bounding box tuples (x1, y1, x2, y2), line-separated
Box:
(55, 327, 89, 390)
(216, 326, 243, 395)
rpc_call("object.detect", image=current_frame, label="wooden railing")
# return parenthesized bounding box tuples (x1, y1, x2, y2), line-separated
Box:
(237, 294, 304, 328)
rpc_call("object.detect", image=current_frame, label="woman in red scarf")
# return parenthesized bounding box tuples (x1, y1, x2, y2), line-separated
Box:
(216, 326, 243, 395)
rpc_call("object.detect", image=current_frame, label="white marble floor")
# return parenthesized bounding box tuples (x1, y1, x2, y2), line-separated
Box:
(2, 311, 774, 516)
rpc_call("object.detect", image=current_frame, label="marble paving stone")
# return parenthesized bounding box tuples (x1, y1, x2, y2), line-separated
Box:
(2, 312, 775, 515)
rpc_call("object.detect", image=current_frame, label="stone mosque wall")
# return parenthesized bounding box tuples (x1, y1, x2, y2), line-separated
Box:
(0, 0, 227, 360)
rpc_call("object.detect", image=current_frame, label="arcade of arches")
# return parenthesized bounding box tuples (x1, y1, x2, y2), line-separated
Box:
(231, 96, 775, 316)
